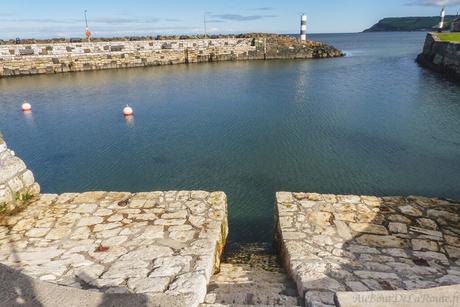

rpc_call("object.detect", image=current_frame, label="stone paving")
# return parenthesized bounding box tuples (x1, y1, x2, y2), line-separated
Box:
(201, 244, 302, 306)
(275, 192, 460, 307)
(0, 190, 228, 307)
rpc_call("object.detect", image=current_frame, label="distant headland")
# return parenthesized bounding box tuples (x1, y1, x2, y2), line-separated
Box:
(364, 16, 458, 32)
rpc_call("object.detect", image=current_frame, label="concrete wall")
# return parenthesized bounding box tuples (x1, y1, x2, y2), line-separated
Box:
(0, 133, 40, 213)
(416, 33, 460, 82)
(0, 38, 257, 77)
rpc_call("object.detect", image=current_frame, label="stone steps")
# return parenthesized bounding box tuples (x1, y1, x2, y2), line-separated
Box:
(201, 263, 301, 306)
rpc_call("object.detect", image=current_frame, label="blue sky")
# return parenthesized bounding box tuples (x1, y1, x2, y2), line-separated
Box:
(1, 0, 460, 38)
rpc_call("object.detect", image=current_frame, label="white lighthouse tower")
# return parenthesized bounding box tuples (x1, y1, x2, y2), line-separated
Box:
(300, 14, 307, 42)
(439, 7, 446, 31)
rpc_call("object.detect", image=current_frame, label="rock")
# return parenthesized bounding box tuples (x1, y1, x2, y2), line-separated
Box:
(76, 216, 104, 227)
(409, 226, 443, 238)
(416, 218, 438, 230)
(399, 205, 423, 216)
(277, 192, 294, 204)
(334, 220, 353, 240)
(74, 264, 105, 283)
(25, 227, 50, 238)
(388, 222, 407, 234)
(345, 281, 369, 291)
(93, 222, 122, 232)
(445, 246, 460, 258)
(356, 235, 407, 248)
(413, 251, 449, 265)
(388, 214, 411, 224)
(427, 209, 459, 223)
(445, 235, 460, 247)
(127, 277, 170, 293)
(72, 203, 98, 214)
(411, 239, 438, 251)
(168, 272, 207, 305)
(308, 211, 333, 226)
(102, 260, 149, 279)
(349, 223, 388, 235)
(305, 290, 335, 306)
(120, 246, 173, 261)
(354, 270, 400, 280)
(45, 227, 72, 240)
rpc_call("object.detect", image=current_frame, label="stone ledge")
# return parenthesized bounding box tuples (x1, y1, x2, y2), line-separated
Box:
(274, 192, 460, 307)
(0, 190, 228, 307)
(335, 284, 460, 307)
(0, 263, 191, 307)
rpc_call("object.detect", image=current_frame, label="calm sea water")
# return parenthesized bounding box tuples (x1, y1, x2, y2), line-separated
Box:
(1, 32, 459, 243)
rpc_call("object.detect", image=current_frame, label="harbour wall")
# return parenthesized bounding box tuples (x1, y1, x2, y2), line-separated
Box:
(0, 133, 40, 213)
(416, 33, 460, 82)
(0, 37, 343, 77)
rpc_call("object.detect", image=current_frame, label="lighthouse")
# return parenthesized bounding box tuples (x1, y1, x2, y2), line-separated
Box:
(300, 14, 307, 42)
(439, 7, 446, 31)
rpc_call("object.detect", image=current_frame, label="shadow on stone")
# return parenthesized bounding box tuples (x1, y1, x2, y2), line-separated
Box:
(274, 192, 460, 306)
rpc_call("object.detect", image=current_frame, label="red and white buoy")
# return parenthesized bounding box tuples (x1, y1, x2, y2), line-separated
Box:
(123, 105, 133, 116)
(21, 101, 32, 112)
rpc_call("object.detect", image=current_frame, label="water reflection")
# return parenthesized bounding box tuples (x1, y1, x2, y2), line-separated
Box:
(124, 115, 135, 128)
(22, 111, 35, 128)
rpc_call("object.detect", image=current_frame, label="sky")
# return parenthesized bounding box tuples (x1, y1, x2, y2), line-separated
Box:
(0, 0, 460, 39)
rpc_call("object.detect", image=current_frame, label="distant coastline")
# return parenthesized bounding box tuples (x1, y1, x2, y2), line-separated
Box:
(364, 16, 458, 32)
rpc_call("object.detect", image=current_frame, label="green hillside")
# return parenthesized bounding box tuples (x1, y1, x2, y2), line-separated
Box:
(364, 16, 458, 32)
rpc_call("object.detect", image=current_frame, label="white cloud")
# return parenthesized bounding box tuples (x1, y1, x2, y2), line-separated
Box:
(407, 0, 460, 6)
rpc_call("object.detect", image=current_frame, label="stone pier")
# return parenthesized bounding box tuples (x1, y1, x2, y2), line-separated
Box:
(0, 190, 228, 307)
(0, 131, 228, 307)
(416, 33, 460, 82)
(275, 192, 460, 307)
(0, 35, 343, 77)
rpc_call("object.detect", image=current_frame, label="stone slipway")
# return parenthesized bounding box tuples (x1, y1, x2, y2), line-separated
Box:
(275, 192, 460, 307)
(0, 190, 228, 307)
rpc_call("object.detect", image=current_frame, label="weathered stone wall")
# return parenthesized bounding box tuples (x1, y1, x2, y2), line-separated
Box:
(416, 33, 460, 82)
(0, 39, 255, 77)
(0, 37, 343, 77)
(275, 192, 460, 307)
(0, 133, 40, 213)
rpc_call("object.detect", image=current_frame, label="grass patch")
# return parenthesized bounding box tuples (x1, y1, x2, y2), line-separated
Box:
(0, 203, 6, 214)
(436, 33, 460, 43)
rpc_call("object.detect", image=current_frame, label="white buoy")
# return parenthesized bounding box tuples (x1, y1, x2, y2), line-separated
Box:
(123, 105, 133, 116)
(21, 102, 32, 112)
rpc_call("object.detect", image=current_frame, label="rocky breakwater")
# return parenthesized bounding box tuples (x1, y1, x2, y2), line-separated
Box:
(250, 33, 344, 60)
(416, 33, 460, 82)
(275, 192, 460, 307)
(0, 34, 343, 77)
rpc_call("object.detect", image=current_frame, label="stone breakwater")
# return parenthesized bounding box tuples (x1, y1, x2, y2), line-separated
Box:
(416, 33, 460, 82)
(275, 192, 460, 307)
(0, 35, 343, 77)
(0, 133, 40, 214)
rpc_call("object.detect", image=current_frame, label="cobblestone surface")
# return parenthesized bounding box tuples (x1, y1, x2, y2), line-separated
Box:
(0, 190, 228, 306)
(275, 192, 460, 307)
